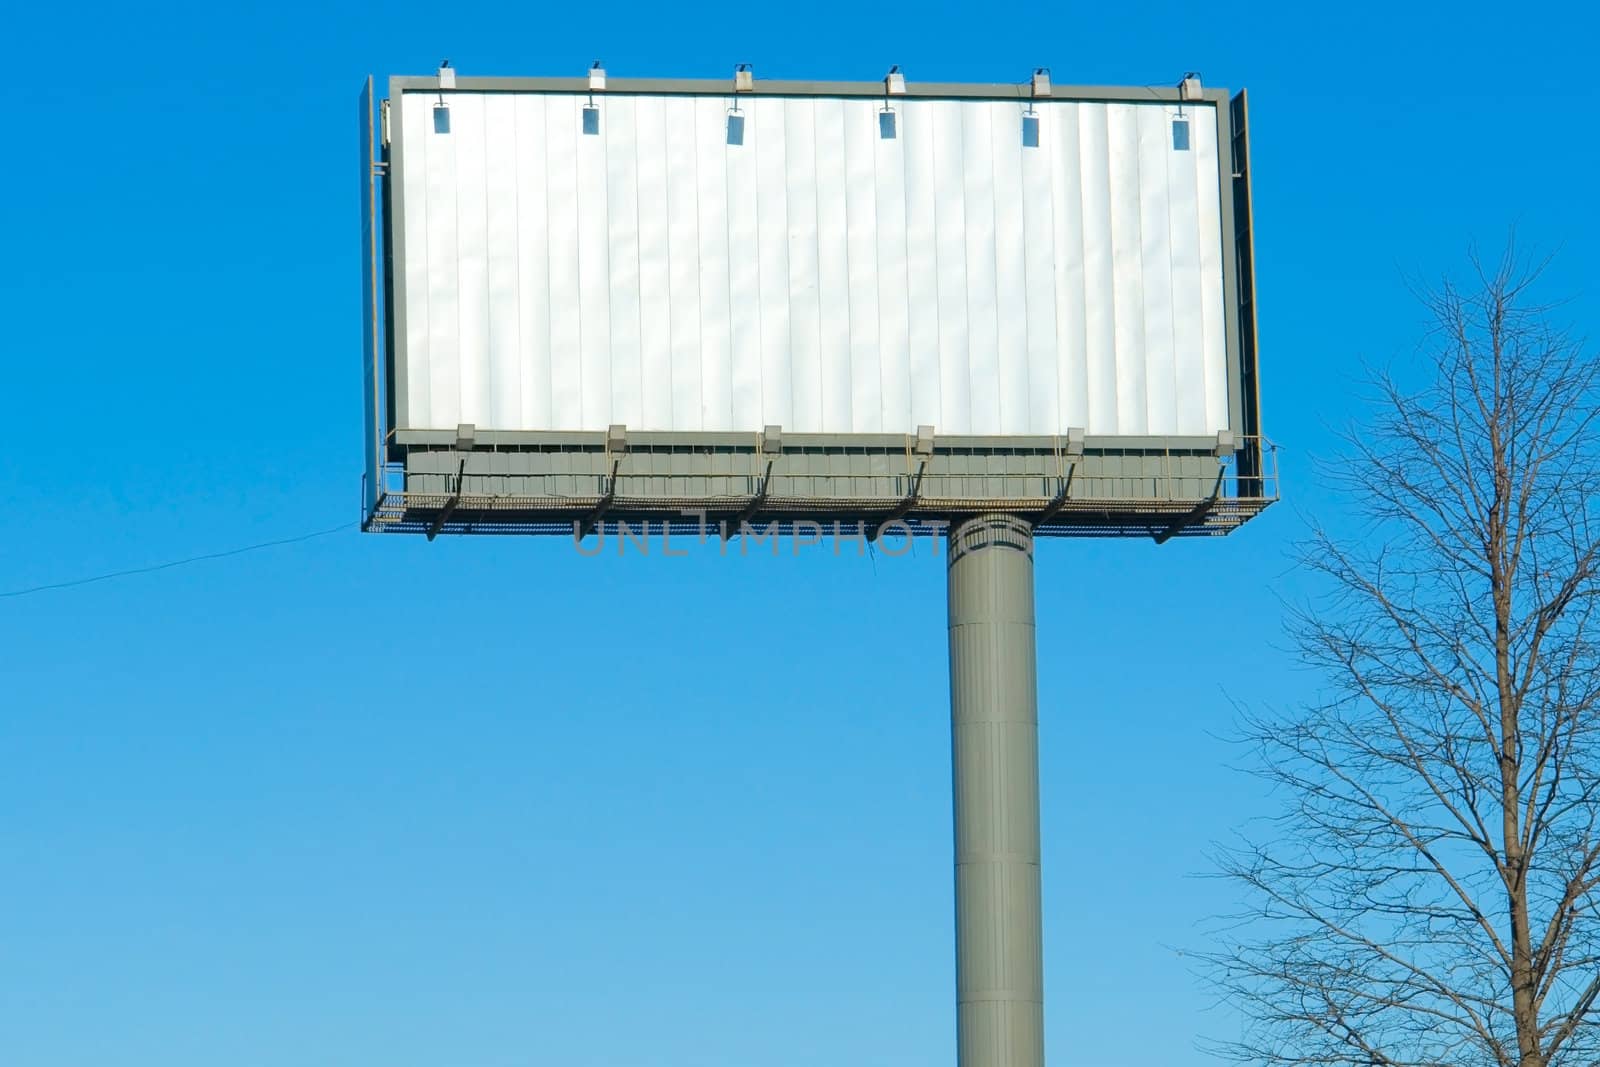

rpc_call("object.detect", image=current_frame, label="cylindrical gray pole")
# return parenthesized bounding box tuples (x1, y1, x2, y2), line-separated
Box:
(947, 514, 1043, 1067)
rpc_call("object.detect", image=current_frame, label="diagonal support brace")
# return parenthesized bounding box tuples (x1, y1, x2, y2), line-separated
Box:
(577, 458, 621, 540)
(426, 458, 467, 542)
(1152, 468, 1226, 545)
(1032, 463, 1076, 528)
(722, 459, 774, 541)
(867, 458, 928, 540)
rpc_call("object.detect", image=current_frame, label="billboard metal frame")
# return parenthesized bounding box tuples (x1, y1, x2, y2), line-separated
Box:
(361, 74, 1273, 539)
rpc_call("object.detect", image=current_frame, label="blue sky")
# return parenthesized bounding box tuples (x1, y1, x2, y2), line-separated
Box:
(2, 2, 1595, 1065)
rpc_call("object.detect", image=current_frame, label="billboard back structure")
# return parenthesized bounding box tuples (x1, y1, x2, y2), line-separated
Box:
(359, 69, 1273, 538)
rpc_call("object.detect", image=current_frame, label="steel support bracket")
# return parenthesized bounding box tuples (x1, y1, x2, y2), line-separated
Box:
(867, 458, 928, 540)
(426, 458, 467, 541)
(1152, 468, 1226, 545)
(1032, 463, 1076, 528)
(577, 458, 621, 539)
(722, 459, 775, 540)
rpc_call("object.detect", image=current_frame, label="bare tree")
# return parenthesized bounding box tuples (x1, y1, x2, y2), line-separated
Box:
(1206, 250, 1600, 1066)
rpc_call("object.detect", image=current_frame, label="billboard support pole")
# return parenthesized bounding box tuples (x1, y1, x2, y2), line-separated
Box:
(947, 514, 1044, 1067)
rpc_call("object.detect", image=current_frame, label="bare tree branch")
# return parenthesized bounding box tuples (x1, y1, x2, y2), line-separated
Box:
(1202, 248, 1600, 1067)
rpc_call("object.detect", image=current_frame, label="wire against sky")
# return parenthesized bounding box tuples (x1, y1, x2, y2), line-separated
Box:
(0, 522, 355, 600)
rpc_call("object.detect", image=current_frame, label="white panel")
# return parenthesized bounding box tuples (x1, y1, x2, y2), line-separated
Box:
(754, 99, 794, 429)
(1020, 105, 1058, 437)
(483, 94, 522, 430)
(576, 96, 612, 430)
(1076, 105, 1116, 433)
(451, 94, 491, 426)
(962, 103, 1001, 435)
(1166, 106, 1206, 436)
(544, 96, 581, 428)
(604, 97, 643, 428)
(399, 95, 432, 428)
(513, 96, 551, 429)
(635, 95, 674, 433)
(1107, 104, 1147, 434)
(814, 99, 852, 430)
(422, 94, 461, 428)
(1137, 104, 1178, 435)
(844, 100, 882, 432)
(725, 99, 762, 435)
(694, 98, 733, 430)
(784, 99, 823, 433)
(990, 101, 1031, 433)
(931, 103, 971, 434)
(663, 97, 704, 431)
(901, 101, 942, 430)
(874, 101, 912, 435)
(1193, 107, 1230, 434)
(393, 90, 1234, 440)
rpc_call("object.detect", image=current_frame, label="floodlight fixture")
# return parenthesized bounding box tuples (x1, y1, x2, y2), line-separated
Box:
(1172, 117, 1191, 150)
(432, 60, 455, 132)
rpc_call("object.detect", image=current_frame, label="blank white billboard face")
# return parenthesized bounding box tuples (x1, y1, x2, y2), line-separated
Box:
(392, 90, 1231, 437)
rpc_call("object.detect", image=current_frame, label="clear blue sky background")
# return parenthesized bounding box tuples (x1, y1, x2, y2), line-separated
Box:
(2, 2, 1595, 1065)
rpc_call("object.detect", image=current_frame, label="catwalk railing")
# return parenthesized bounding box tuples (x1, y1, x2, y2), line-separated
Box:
(362, 433, 1278, 540)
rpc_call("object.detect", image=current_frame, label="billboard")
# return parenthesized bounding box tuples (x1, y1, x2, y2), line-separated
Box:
(361, 70, 1271, 538)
